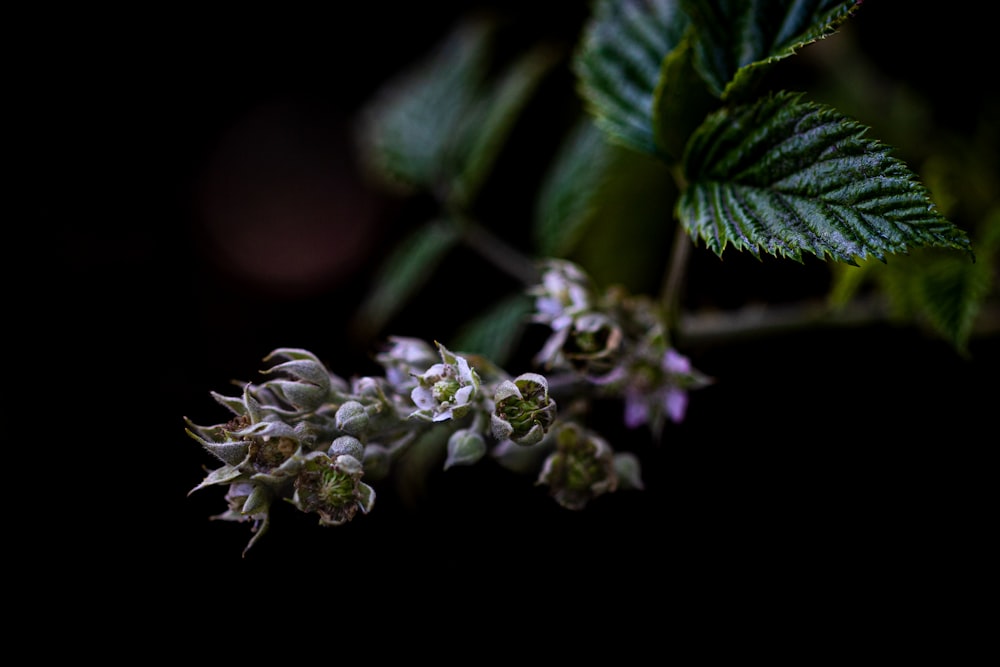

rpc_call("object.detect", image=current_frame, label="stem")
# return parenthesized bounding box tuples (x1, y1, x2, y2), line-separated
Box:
(661, 223, 692, 334)
(660, 165, 691, 335)
(458, 219, 541, 287)
(676, 296, 1000, 348)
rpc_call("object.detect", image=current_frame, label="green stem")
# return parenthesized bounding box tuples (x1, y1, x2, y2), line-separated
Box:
(660, 166, 692, 337)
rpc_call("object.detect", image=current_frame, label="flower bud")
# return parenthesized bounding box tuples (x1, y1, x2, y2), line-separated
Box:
(259, 348, 337, 411)
(328, 435, 364, 460)
(444, 429, 487, 470)
(612, 452, 644, 491)
(529, 259, 593, 330)
(336, 400, 370, 436)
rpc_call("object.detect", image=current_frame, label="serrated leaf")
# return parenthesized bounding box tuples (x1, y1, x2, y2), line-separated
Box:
(448, 292, 535, 367)
(678, 92, 973, 264)
(681, 0, 859, 101)
(574, 0, 691, 156)
(354, 220, 460, 336)
(356, 18, 493, 195)
(451, 43, 562, 209)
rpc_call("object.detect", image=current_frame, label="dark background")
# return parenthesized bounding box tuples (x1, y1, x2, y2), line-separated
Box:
(20, 2, 996, 635)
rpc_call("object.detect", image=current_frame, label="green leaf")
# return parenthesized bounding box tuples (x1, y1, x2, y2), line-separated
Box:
(570, 142, 677, 293)
(830, 209, 999, 353)
(357, 17, 558, 210)
(356, 18, 494, 195)
(678, 92, 973, 264)
(353, 220, 460, 337)
(916, 252, 992, 354)
(448, 292, 535, 367)
(681, 0, 859, 101)
(451, 43, 562, 209)
(533, 112, 680, 291)
(532, 115, 617, 256)
(574, 0, 691, 157)
(653, 34, 719, 163)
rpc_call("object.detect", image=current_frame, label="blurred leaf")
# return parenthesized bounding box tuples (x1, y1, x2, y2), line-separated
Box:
(357, 16, 559, 211)
(354, 220, 460, 337)
(570, 143, 677, 293)
(356, 18, 494, 196)
(830, 208, 999, 353)
(451, 43, 562, 209)
(679, 92, 974, 263)
(827, 257, 871, 307)
(532, 115, 617, 256)
(448, 291, 535, 367)
(916, 252, 992, 354)
(681, 0, 859, 101)
(574, 0, 691, 157)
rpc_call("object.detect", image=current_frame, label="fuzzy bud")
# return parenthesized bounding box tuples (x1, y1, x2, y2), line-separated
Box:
(444, 429, 487, 470)
(328, 435, 364, 460)
(335, 400, 370, 436)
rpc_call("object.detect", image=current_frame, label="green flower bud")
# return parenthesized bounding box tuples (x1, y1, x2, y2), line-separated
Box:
(329, 435, 365, 460)
(444, 429, 487, 470)
(491, 372, 557, 446)
(335, 400, 371, 436)
(537, 422, 617, 510)
(612, 452, 644, 491)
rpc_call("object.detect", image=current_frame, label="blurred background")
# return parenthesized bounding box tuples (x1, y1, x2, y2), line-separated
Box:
(21, 1, 997, 626)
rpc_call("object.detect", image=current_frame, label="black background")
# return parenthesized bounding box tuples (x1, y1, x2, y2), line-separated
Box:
(19, 1, 997, 641)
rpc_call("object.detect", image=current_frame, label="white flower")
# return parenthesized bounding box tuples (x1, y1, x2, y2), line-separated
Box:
(408, 343, 481, 422)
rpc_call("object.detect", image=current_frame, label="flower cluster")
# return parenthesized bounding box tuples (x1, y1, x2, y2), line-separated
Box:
(186, 262, 710, 554)
(186, 341, 565, 554)
(530, 259, 712, 438)
(185, 348, 382, 555)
